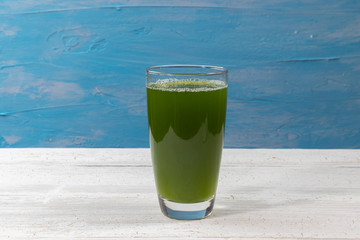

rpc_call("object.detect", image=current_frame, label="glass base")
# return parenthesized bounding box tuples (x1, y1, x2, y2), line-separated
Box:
(158, 195, 215, 220)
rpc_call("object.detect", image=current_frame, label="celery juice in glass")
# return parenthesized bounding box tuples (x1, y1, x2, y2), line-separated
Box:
(146, 65, 227, 220)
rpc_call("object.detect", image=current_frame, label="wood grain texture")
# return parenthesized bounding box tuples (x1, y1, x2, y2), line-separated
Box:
(0, 0, 360, 148)
(0, 149, 359, 239)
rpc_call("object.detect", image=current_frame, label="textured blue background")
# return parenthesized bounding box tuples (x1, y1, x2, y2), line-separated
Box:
(0, 1, 359, 148)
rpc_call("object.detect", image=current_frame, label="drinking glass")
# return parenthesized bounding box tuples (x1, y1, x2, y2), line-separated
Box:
(146, 65, 228, 220)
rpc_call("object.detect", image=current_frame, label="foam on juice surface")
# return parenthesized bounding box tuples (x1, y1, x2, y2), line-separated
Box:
(147, 79, 227, 92)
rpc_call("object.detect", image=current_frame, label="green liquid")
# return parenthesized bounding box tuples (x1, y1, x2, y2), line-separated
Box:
(147, 80, 227, 203)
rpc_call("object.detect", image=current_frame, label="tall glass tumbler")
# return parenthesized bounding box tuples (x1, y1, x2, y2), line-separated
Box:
(146, 65, 228, 220)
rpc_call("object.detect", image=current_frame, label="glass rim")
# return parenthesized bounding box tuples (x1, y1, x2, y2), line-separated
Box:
(146, 65, 227, 76)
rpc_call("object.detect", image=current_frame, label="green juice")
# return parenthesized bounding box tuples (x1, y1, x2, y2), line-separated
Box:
(147, 80, 227, 203)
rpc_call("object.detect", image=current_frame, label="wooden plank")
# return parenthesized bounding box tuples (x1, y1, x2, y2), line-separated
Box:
(0, 149, 359, 239)
(1, 1, 359, 148)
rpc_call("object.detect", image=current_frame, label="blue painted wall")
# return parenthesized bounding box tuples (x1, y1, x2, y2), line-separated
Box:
(0, 1, 359, 148)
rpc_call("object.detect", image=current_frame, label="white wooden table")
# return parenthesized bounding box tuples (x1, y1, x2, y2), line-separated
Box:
(1, 149, 359, 239)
